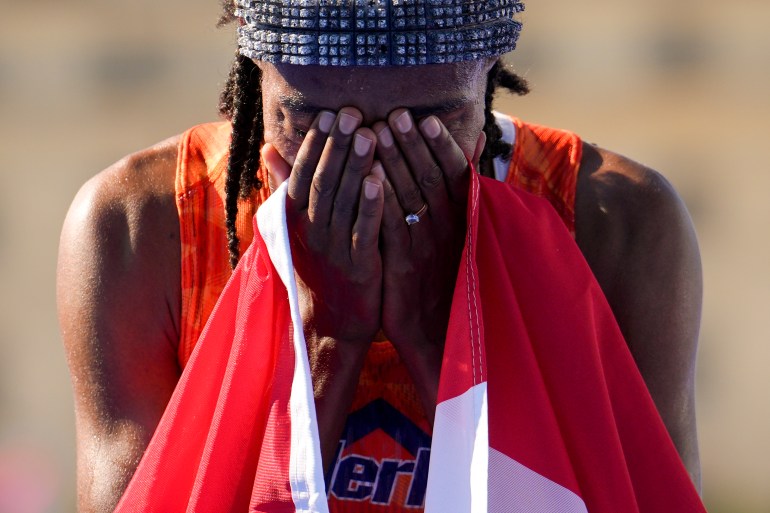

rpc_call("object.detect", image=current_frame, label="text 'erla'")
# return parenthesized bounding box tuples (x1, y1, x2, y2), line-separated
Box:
(328, 443, 430, 507)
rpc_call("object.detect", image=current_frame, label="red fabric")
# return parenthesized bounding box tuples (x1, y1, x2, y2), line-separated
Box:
(441, 172, 486, 401)
(475, 175, 704, 511)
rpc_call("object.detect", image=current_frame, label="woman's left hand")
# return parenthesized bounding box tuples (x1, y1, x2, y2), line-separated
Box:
(373, 110, 484, 421)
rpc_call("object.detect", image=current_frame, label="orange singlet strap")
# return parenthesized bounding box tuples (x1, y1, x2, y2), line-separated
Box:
(505, 118, 582, 236)
(175, 122, 269, 368)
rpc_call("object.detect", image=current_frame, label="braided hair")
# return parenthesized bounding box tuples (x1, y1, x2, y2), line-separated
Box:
(219, 54, 264, 269)
(218, 3, 529, 267)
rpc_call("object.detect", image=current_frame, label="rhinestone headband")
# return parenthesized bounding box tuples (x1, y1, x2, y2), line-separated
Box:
(235, 0, 525, 66)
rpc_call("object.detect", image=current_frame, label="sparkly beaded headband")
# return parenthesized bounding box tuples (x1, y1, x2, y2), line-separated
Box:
(235, 0, 525, 66)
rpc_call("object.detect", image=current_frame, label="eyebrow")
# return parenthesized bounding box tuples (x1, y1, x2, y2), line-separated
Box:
(279, 93, 471, 119)
(409, 96, 471, 118)
(280, 93, 323, 117)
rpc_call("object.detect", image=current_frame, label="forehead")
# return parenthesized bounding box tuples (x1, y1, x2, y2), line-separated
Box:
(259, 61, 489, 122)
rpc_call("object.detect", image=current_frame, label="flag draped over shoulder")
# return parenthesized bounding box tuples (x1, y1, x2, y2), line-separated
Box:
(115, 173, 706, 513)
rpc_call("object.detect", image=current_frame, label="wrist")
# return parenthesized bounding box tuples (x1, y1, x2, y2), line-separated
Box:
(389, 330, 444, 426)
(305, 334, 372, 474)
(306, 333, 372, 377)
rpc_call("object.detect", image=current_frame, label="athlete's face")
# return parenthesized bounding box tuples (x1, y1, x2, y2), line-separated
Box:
(257, 60, 494, 166)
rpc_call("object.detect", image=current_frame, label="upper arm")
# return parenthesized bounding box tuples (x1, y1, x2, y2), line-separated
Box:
(575, 144, 703, 490)
(57, 138, 182, 512)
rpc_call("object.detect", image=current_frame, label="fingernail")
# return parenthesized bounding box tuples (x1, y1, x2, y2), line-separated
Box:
(339, 113, 359, 135)
(354, 134, 372, 156)
(394, 111, 413, 134)
(318, 111, 335, 133)
(364, 180, 380, 200)
(371, 161, 385, 180)
(377, 127, 394, 148)
(420, 116, 441, 139)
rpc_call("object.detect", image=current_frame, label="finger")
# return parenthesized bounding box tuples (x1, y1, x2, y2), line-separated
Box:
(261, 143, 291, 193)
(331, 128, 376, 236)
(373, 121, 428, 217)
(388, 109, 450, 211)
(308, 107, 363, 224)
(288, 110, 336, 210)
(372, 161, 410, 250)
(351, 175, 384, 266)
(418, 115, 470, 203)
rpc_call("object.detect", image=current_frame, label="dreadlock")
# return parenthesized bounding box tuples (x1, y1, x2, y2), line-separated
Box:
(218, 3, 529, 268)
(479, 60, 530, 168)
(219, 53, 264, 269)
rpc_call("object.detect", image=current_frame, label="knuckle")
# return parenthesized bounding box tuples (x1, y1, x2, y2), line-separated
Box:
(398, 185, 423, 208)
(332, 198, 357, 215)
(344, 158, 369, 177)
(328, 136, 349, 154)
(291, 159, 314, 182)
(381, 149, 403, 169)
(359, 202, 380, 219)
(421, 162, 443, 188)
(312, 173, 337, 197)
(352, 231, 376, 249)
(399, 131, 422, 151)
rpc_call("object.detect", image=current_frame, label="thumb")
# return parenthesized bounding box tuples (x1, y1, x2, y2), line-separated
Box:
(261, 143, 291, 193)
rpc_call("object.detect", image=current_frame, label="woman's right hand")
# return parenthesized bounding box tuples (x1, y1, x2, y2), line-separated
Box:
(260, 108, 384, 470)
(278, 107, 384, 346)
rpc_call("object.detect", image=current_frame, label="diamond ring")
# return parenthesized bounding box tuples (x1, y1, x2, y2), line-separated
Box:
(405, 203, 429, 225)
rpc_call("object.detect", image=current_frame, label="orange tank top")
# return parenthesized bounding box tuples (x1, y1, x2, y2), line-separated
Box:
(174, 117, 582, 511)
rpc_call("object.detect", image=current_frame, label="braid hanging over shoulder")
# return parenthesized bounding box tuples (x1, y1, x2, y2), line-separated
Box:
(220, 53, 264, 269)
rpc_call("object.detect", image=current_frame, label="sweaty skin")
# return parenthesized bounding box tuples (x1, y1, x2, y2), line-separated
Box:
(58, 60, 702, 512)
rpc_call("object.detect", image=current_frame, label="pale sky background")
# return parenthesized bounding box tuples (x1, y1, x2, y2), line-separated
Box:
(1, 1, 768, 512)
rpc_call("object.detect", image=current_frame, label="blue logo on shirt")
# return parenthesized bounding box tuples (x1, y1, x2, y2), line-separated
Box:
(326, 399, 432, 507)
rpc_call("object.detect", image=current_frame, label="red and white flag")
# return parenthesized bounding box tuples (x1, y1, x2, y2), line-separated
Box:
(116, 172, 706, 512)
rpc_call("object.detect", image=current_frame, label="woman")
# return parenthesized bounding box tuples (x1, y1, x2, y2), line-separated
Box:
(57, 1, 703, 511)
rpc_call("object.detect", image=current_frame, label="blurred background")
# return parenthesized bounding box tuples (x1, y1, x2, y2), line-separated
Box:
(0, 0, 768, 511)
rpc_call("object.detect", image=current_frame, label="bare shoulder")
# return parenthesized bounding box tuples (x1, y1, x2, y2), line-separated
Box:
(575, 143, 695, 254)
(59, 135, 182, 342)
(573, 141, 702, 360)
(574, 142, 702, 301)
(57, 135, 183, 512)
(574, 142, 703, 489)
(65, 134, 181, 237)
(59, 135, 181, 307)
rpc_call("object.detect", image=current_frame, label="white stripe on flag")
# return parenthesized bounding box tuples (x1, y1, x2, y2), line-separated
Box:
(488, 448, 588, 513)
(257, 183, 329, 513)
(426, 383, 489, 513)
